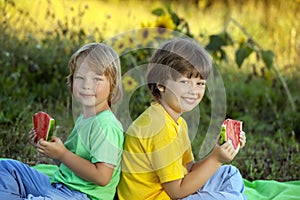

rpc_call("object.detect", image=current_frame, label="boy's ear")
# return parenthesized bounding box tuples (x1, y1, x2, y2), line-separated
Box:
(157, 83, 165, 92)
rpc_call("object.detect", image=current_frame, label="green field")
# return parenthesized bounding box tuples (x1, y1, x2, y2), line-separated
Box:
(0, 0, 299, 181)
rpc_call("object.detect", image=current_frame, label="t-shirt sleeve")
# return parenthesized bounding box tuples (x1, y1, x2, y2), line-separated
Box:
(183, 145, 194, 165)
(150, 131, 191, 183)
(155, 158, 186, 184)
(89, 118, 124, 166)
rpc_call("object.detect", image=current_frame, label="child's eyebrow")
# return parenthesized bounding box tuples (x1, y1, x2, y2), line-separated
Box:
(94, 73, 105, 76)
(74, 72, 83, 76)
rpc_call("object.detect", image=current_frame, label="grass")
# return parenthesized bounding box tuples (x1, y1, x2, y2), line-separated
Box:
(0, 0, 299, 181)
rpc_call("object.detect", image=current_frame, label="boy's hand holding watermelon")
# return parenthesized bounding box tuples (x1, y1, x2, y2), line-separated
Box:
(219, 119, 246, 150)
(30, 112, 55, 145)
(209, 119, 246, 164)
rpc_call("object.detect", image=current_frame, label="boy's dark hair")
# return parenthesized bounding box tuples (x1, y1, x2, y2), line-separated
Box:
(146, 38, 212, 100)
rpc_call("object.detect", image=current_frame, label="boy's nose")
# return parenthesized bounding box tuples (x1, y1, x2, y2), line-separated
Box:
(188, 88, 199, 95)
(188, 84, 203, 94)
(189, 83, 198, 90)
(82, 78, 93, 90)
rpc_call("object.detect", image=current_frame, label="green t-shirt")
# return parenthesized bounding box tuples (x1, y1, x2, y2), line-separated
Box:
(50, 110, 124, 200)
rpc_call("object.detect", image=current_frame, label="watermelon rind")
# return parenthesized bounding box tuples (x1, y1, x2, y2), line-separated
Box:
(219, 124, 227, 145)
(47, 118, 55, 141)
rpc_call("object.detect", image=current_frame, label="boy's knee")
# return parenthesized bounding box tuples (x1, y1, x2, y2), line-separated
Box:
(0, 159, 20, 169)
(221, 165, 244, 183)
(222, 165, 245, 190)
(221, 165, 240, 174)
(0, 159, 12, 169)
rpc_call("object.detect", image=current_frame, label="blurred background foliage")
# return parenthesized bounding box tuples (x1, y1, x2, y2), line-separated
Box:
(0, 0, 299, 181)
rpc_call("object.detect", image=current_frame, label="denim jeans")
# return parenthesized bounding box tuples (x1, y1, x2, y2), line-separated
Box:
(183, 165, 247, 200)
(0, 159, 89, 200)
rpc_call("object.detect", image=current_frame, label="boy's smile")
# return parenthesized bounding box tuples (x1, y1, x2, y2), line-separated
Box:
(79, 93, 95, 98)
(159, 76, 206, 121)
(181, 96, 198, 105)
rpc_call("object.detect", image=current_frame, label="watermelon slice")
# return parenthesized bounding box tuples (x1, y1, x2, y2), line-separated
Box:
(32, 111, 55, 143)
(219, 119, 242, 149)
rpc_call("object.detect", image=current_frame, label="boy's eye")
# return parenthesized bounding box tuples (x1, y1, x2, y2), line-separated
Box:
(75, 76, 83, 80)
(94, 77, 103, 81)
(197, 82, 206, 86)
(179, 79, 189, 84)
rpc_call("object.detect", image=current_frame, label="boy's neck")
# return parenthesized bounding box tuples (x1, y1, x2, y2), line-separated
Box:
(158, 101, 181, 122)
(82, 105, 110, 118)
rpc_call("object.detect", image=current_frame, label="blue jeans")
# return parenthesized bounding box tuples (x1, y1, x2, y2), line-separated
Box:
(0, 159, 89, 200)
(183, 165, 247, 200)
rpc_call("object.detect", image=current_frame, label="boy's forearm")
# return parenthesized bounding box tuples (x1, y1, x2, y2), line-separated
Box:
(58, 150, 112, 186)
(59, 150, 97, 182)
(164, 154, 222, 199)
(182, 154, 222, 192)
(189, 153, 222, 180)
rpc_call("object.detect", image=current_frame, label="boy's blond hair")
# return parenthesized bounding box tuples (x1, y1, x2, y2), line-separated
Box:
(67, 43, 122, 105)
(146, 38, 212, 100)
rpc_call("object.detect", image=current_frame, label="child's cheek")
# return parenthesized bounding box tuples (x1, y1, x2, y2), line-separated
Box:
(72, 84, 80, 99)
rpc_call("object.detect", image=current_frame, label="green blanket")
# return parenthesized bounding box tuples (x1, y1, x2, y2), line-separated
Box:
(32, 164, 300, 200)
(244, 179, 300, 200)
(2, 161, 300, 200)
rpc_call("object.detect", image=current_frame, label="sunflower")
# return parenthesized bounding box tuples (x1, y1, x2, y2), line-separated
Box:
(124, 34, 135, 50)
(238, 37, 246, 45)
(122, 75, 138, 92)
(154, 14, 176, 38)
(114, 34, 136, 54)
(136, 28, 154, 47)
(155, 14, 175, 30)
(113, 37, 127, 54)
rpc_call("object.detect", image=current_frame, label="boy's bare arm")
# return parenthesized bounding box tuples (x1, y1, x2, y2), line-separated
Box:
(162, 141, 237, 199)
(58, 148, 114, 186)
(37, 136, 114, 186)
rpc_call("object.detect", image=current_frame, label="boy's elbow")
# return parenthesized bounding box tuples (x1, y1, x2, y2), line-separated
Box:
(168, 192, 185, 200)
(95, 177, 111, 186)
(163, 181, 187, 199)
(93, 162, 114, 186)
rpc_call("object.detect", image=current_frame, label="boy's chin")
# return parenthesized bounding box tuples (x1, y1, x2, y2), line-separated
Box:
(80, 100, 96, 107)
(181, 105, 198, 113)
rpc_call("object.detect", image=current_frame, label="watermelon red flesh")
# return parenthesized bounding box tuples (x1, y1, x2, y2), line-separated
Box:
(33, 112, 54, 143)
(223, 119, 242, 149)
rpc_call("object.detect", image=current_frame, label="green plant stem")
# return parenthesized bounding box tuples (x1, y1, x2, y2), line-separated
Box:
(272, 64, 296, 111)
(225, 18, 261, 49)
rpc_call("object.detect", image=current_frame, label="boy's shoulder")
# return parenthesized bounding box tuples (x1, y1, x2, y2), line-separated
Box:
(126, 103, 178, 139)
(94, 110, 123, 130)
(131, 103, 165, 125)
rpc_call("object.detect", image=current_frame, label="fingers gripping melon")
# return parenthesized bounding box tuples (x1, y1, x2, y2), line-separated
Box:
(33, 111, 55, 143)
(219, 119, 242, 149)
